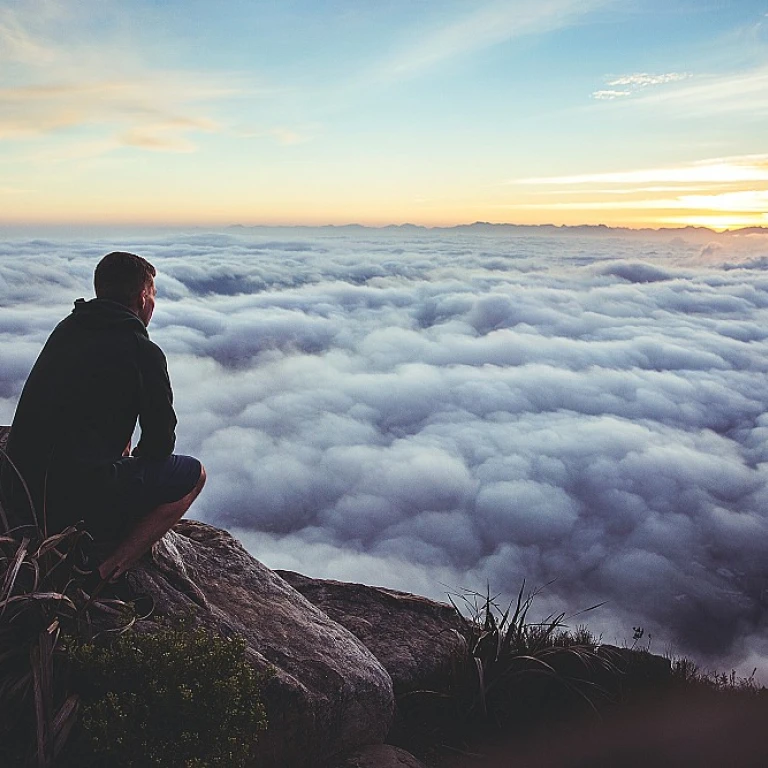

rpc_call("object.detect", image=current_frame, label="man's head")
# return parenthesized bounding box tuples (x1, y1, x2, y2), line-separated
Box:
(94, 251, 157, 326)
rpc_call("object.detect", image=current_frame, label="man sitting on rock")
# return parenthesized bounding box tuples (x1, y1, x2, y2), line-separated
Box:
(0, 251, 206, 586)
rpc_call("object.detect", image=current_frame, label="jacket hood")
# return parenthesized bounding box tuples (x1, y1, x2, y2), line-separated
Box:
(71, 298, 148, 336)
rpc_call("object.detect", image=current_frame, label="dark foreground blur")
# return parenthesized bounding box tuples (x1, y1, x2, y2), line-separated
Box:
(441, 689, 768, 768)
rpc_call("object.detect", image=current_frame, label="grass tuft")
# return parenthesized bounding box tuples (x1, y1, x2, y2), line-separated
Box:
(0, 516, 136, 766)
(392, 582, 615, 763)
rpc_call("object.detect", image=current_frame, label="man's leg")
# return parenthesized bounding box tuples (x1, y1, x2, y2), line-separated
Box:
(98, 465, 206, 581)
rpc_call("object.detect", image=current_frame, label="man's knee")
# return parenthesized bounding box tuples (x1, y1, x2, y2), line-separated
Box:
(174, 456, 204, 503)
(195, 464, 207, 493)
(154, 462, 205, 523)
(185, 462, 206, 505)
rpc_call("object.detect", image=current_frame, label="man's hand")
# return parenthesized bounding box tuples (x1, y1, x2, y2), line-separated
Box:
(122, 439, 131, 457)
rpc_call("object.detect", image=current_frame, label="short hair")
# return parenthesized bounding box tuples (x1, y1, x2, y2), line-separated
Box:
(94, 251, 156, 307)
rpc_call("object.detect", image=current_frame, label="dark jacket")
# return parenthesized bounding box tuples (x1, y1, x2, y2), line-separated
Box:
(0, 298, 176, 536)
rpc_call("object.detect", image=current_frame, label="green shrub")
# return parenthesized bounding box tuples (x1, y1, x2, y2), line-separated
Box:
(61, 621, 268, 768)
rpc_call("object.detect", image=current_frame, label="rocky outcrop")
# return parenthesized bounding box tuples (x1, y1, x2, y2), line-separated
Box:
(331, 744, 427, 768)
(0, 423, 405, 766)
(1, 421, 687, 768)
(278, 570, 468, 696)
(129, 521, 395, 768)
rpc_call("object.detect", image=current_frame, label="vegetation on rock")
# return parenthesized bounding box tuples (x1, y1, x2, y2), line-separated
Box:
(61, 620, 267, 768)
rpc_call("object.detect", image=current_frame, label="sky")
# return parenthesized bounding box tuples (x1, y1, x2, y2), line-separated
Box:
(1, 0, 768, 229)
(3, 227, 768, 678)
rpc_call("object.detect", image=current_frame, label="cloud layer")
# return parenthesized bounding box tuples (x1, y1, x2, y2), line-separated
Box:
(3, 227, 768, 674)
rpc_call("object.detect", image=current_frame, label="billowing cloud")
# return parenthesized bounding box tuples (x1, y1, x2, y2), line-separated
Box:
(3, 226, 768, 676)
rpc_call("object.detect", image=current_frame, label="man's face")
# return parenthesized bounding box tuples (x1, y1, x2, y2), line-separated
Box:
(138, 277, 157, 326)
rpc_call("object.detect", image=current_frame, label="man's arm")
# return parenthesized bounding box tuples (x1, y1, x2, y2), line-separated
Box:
(133, 339, 177, 458)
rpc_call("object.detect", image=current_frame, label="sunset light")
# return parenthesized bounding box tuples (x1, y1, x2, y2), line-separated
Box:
(1, 1, 766, 230)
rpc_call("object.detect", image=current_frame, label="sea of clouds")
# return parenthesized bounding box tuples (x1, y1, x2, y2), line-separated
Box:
(2, 225, 768, 675)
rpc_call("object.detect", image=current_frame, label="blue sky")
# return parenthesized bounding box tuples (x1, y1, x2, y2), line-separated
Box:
(1, 0, 767, 227)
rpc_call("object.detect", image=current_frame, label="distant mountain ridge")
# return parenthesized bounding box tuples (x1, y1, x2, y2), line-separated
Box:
(227, 221, 768, 238)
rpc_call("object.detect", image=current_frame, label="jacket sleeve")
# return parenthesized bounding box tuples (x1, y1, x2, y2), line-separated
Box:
(133, 338, 177, 458)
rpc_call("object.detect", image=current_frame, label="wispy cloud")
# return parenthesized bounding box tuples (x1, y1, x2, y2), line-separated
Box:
(0, 185, 32, 195)
(609, 73, 691, 88)
(634, 65, 768, 115)
(592, 89, 631, 100)
(509, 155, 768, 228)
(591, 72, 690, 100)
(380, 0, 612, 80)
(591, 64, 768, 115)
(0, 2, 59, 65)
(505, 191, 768, 213)
(119, 116, 220, 154)
(0, 2, 269, 155)
(0, 78, 228, 151)
(516, 156, 768, 186)
(236, 126, 314, 146)
(675, 190, 768, 213)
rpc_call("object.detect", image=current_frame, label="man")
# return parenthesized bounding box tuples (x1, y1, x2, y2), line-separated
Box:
(0, 251, 205, 584)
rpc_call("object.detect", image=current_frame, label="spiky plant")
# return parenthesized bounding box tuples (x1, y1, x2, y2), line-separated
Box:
(391, 582, 616, 762)
(447, 582, 615, 730)
(0, 447, 135, 767)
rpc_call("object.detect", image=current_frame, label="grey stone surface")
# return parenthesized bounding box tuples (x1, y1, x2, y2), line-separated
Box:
(278, 569, 469, 695)
(129, 521, 394, 768)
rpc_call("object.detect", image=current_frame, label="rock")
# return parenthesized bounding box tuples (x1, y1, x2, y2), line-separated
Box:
(331, 744, 427, 768)
(127, 521, 394, 768)
(277, 570, 469, 695)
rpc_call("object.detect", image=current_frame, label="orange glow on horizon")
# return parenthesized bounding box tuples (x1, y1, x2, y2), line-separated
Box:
(0, 210, 763, 232)
(1, 190, 765, 232)
(658, 214, 768, 231)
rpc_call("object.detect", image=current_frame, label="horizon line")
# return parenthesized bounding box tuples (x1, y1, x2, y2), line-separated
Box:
(2, 220, 767, 236)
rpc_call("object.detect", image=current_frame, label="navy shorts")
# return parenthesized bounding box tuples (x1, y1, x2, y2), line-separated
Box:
(84, 454, 202, 544)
